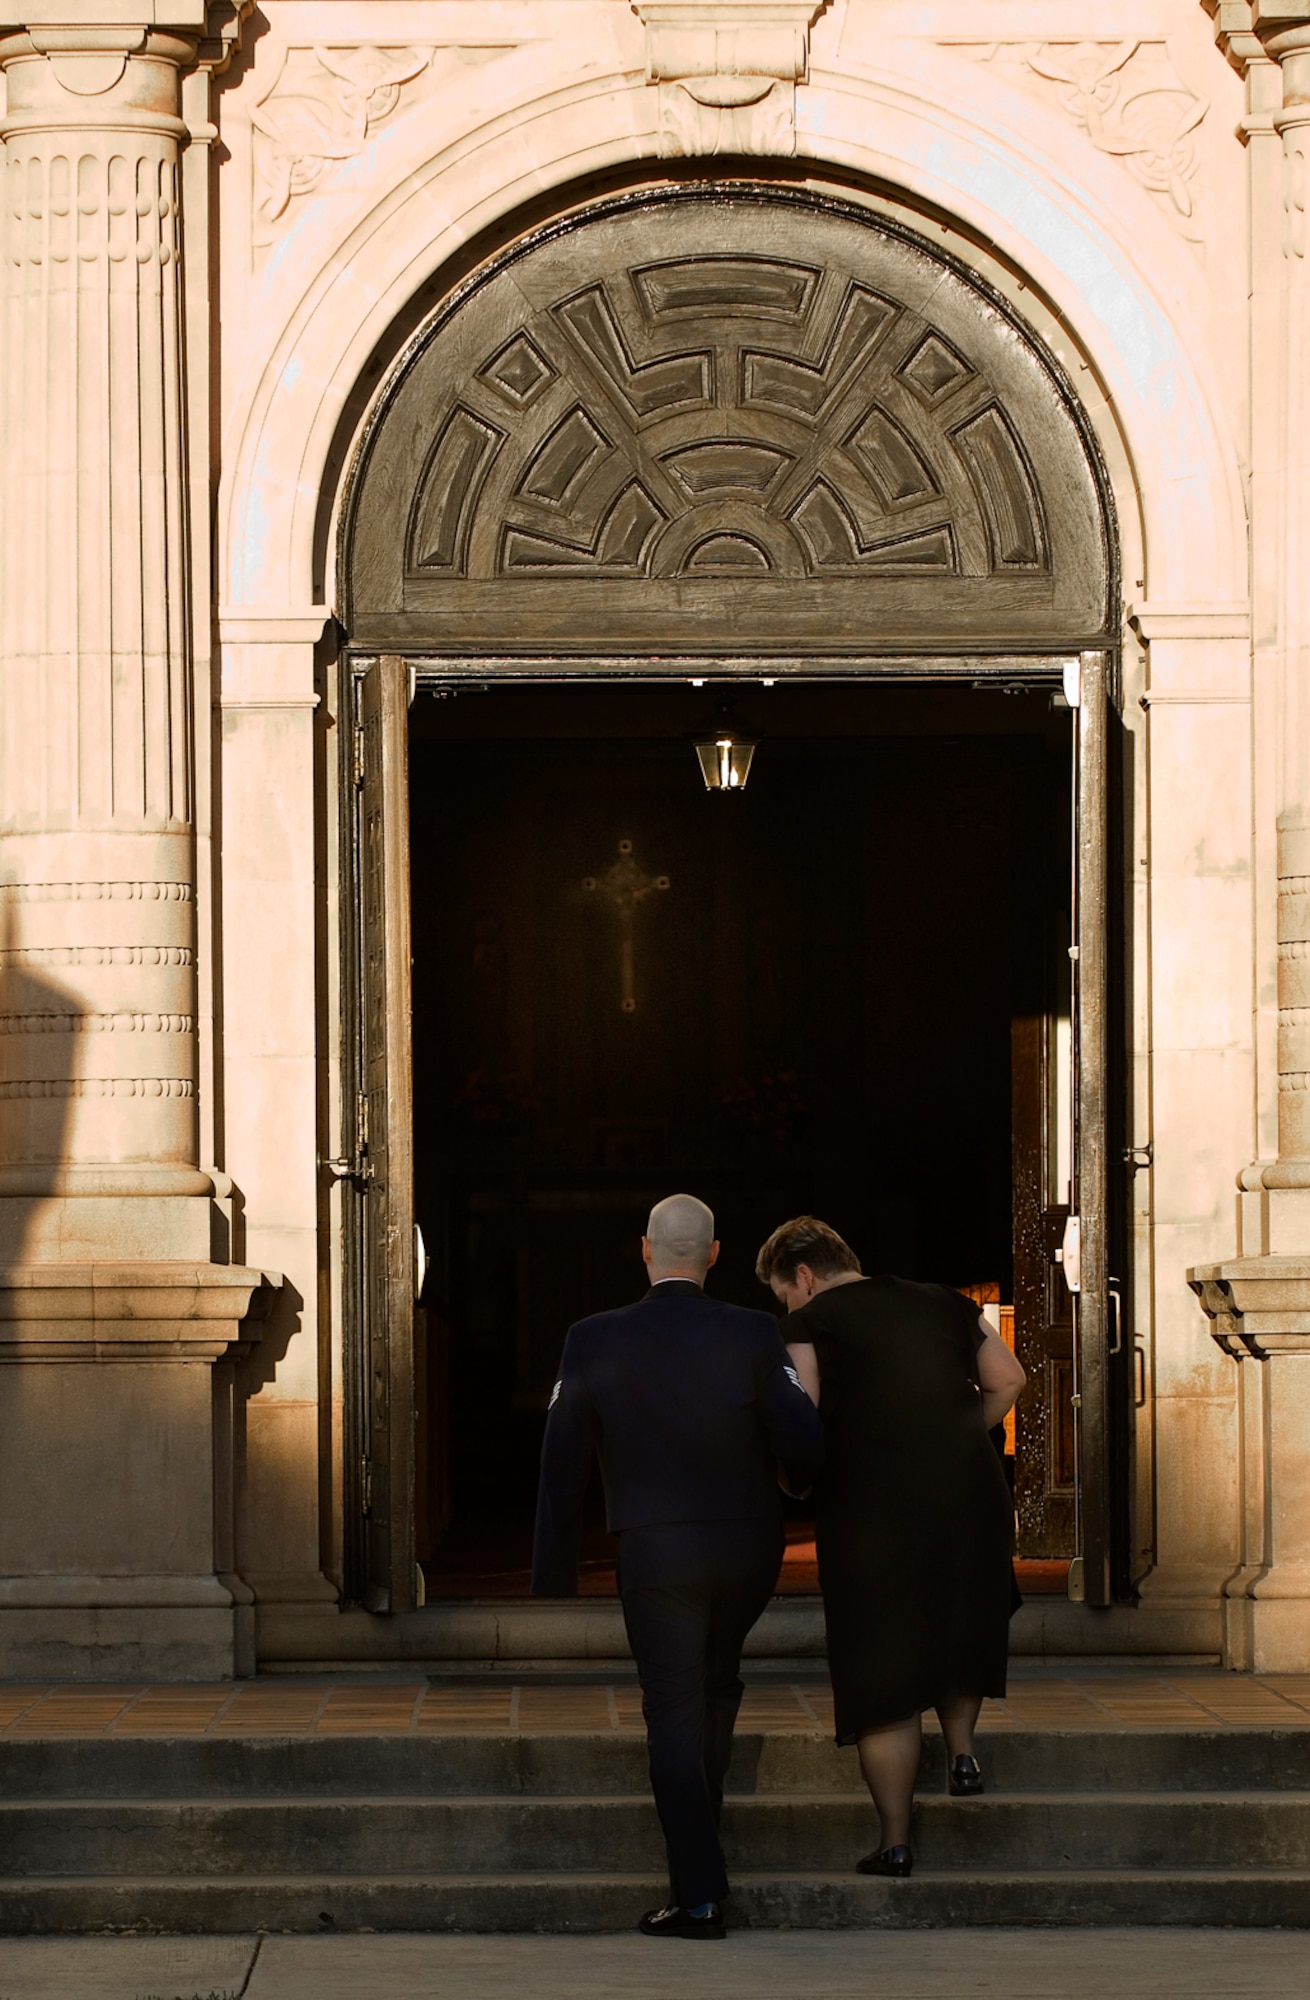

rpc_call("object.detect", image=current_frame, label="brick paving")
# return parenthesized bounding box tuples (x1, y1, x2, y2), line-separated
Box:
(1, 1673, 1309, 1737)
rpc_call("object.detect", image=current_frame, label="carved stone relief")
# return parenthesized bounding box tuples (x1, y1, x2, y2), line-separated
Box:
(634, 1, 827, 157)
(346, 192, 1110, 654)
(950, 41, 1208, 244)
(657, 77, 795, 158)
(251, 44, 432, 234)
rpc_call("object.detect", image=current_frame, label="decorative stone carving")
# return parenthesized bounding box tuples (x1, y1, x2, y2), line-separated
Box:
(398, 267, 1046, 578)
(347, 192, 1111, 655)
(952, 41, 1208, 240)
(633, 1, 827, 157)
(656, 76, 795, 157)
(251, 44, 430, 228)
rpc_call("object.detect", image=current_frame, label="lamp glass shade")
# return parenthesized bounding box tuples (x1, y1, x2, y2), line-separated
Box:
(695, 735, 756, 792)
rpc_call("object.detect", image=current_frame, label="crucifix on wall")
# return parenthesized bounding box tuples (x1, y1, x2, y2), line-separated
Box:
(582, 838, 670, 1014)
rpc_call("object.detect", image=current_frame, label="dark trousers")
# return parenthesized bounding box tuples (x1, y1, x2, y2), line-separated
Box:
(619, 1516, 784, 1908)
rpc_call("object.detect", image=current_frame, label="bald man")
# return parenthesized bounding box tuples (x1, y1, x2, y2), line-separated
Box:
(532, 1194, 823, 1940)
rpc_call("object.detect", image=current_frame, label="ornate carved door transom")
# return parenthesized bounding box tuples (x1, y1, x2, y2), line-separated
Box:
(343, 188, 1112, 655)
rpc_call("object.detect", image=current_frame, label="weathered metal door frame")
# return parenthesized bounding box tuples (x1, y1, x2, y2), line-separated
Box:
(341, 655, 418, 1614)
(338, 647, 1125, 1611)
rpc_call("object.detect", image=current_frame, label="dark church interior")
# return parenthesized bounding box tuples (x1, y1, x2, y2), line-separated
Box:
(408, 680, 1073, 1595)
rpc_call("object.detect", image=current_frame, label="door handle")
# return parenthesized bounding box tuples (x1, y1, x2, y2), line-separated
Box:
(1108, 1278, 1123, 1356)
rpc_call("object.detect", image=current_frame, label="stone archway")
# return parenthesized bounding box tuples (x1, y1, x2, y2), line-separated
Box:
(336, 185, 1122, 1614)
(342, 186, 1114, 657)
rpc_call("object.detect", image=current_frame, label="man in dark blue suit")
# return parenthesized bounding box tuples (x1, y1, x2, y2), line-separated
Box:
(532, 1193, 823, 1940)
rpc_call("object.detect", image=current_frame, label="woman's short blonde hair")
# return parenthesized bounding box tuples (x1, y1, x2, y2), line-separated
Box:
(755, 1216, 862, 1287)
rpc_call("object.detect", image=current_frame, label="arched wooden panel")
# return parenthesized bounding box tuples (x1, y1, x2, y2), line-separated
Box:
(343, 188, 1113, 654)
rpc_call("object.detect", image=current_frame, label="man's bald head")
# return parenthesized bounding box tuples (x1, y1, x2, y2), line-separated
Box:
(643, 1193, 719, 1283)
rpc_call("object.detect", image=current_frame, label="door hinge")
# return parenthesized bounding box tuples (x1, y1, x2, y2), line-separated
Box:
(360, 1455, 373, 1517)
(324, 1095, 371, 1187)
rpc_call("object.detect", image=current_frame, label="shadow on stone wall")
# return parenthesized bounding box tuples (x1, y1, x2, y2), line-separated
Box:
(0, 884, 83, 1595)
(0, 883, 82, 1241)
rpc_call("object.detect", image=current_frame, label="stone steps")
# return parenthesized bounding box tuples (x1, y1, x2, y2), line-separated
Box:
(4, 1793, 1310, 1874)
(2, 1724, 1309, 1931)
(3, 1869, 1310, 1933)
(3, 1728, 1308, 1795)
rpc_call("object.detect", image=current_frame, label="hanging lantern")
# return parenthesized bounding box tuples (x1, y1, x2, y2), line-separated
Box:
(695, 732, 757, 793)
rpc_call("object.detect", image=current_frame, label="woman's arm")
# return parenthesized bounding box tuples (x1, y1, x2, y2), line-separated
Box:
(779, 1341, 821, 1497)
(975, 1320, 1026, 1430)
(785, 1340, 821, 1405)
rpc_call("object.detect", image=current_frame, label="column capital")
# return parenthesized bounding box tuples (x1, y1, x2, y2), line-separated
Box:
(0, 4, 209, 28)
(1251, 6, 1310, 115)
(0, 3, 252, 71)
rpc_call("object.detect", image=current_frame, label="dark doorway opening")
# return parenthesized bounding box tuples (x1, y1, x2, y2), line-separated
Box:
(408, 679, 1074, 1598)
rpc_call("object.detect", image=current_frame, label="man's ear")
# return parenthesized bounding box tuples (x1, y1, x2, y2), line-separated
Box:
(706, 1240, 721, 1269)
(641, 1236, 654, 1267)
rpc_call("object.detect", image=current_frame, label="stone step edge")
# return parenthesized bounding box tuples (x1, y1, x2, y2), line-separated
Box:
(3, 1790, 1310, 1810)
(1, 1870, 1309, 1934)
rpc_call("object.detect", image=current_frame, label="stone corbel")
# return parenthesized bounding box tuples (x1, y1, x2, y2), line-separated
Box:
(632, 0, 827, 157)
(1207, 1, 1267, 73)
(1190, 1257, 1310, 1357)
(0, 1261, 280, 1361)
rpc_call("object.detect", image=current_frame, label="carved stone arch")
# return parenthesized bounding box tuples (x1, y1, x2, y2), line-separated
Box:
(343, 187, 1114, 654)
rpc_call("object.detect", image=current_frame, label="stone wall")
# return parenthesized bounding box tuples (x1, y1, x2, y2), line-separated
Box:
(1, 0, 1302, 1672)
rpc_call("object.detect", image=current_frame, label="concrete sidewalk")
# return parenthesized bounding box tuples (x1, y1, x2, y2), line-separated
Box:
(0, 1930, 1306, 1999)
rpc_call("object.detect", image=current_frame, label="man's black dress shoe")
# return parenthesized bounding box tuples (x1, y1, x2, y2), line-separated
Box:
(856, 1845, 913, 1877)
(638, 1903, 727, 1940)
(949, 1754, 985, 1796)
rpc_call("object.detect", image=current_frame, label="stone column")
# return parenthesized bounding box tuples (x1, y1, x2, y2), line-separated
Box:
(0, 21, 209, 1245)
(0, 8, 274, 1680)
(1192, 4, 1310, 1670)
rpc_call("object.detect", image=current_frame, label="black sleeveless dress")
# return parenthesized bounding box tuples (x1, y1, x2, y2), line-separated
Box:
(787, 1275, 1014, 1743)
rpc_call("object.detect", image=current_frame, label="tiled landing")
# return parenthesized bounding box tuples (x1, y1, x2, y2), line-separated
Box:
(1, 1672, 1309, 1737)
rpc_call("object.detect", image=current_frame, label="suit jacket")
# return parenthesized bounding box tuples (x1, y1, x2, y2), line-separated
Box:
(531, 1279, 824, 1597)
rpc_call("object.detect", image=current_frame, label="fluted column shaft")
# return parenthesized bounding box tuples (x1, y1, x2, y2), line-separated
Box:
(0, 27, 207, 1195)
(1262, 24, 1310, 1164)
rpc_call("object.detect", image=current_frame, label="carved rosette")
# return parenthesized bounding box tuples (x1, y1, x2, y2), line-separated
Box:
(0, 28, 205, 1195)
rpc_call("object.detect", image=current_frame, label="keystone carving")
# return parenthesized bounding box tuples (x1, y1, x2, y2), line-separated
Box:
(632, 1, 828, 157)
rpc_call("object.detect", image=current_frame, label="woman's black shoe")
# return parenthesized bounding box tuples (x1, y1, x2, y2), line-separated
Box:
(949, 1754, 985, 1796)
(856, 1845, 913, 1877)
(638, 1903, 727, 1940)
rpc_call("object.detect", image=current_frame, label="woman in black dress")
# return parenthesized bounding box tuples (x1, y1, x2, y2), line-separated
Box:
(756, 1216, 1025, 1878)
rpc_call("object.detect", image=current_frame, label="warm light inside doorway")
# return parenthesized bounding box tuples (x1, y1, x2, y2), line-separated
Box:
(695, 733, 757, 791)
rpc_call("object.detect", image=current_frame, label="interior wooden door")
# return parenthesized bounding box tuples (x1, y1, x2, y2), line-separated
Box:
(1012, 1012, 1076, 1558)
(1009, 652, 1117, 1597)
(1072, 648, 1114, 1606)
